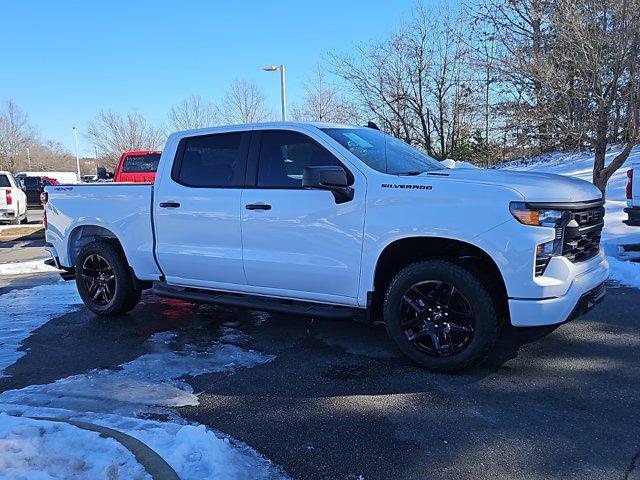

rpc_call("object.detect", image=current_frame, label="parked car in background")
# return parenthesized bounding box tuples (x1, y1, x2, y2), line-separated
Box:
(624, 164, 640, 226)
(43, 122, 609, 372)
(16, 171, 78, 184)
(20, 176, 45, 208)
(0, 171, 28, 224)
(113, 151, 161, 183)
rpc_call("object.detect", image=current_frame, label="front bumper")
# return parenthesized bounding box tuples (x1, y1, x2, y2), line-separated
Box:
(623, 207, 640, 227)
(508, 252, 609, 327)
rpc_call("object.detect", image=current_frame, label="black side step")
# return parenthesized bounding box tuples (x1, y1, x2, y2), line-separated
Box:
(153, 282, 360, 320)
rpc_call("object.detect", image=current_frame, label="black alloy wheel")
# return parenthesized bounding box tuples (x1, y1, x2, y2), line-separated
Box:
(81, 253, 117, 306)
(75, 240, 142, 316)
(400, 280, 475, 357)
(383, 260, 499, 372)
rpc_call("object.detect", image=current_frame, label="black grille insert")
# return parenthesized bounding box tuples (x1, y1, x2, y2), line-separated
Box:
(561, 205, 604, 263)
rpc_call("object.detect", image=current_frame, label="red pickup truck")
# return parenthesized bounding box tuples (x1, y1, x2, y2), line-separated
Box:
(113, 151, 162, 183)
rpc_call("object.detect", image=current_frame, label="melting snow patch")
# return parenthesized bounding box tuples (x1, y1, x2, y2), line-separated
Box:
(0, 281, 82, 377)
(0, 281, 283, 479)
(0, 413, 151, 480)
(0, 331, 274, 415)
(0, 258, 60, 276)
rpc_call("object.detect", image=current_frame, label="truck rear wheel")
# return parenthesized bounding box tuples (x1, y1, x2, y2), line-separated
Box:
(383, 260, 499, 372)
(75, 241, 142, 317)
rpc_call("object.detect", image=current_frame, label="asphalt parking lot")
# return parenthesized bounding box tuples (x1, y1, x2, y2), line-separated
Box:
(0, 235, 639, 480)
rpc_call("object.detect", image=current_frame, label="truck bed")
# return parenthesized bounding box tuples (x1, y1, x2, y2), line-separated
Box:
(45, 183, 161, 279)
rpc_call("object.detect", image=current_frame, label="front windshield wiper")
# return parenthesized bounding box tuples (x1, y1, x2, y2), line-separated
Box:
(396, 171, 424, 176)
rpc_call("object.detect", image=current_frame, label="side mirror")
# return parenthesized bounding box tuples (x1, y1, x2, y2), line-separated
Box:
(303, 166, 354, 204)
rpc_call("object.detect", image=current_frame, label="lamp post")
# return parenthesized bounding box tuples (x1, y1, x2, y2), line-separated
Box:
(262, 65, 287, 121)
(26, 147, 31, 170)
(72, 126, 81, 179)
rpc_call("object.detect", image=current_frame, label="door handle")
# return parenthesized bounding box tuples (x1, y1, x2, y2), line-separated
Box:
(159, 201, 180, 208)
(245, 203, 271, 210)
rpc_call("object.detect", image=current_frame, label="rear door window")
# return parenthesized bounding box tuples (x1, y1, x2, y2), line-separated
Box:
(0, 175, 10, 188)
(173, 132, 249, 187)
(122, 153, 161, 173)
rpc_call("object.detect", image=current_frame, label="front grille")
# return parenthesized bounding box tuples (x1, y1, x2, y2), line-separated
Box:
(561, 205, 604, 263)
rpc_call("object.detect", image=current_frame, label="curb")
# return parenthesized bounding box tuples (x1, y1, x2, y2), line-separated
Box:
(29, 416, 180, 480)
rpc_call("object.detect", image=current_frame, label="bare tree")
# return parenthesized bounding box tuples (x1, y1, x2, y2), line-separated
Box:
(331, 6, 478, 160)
(166, 94, 218, 132)
(0, 99, 36, 171)
(478, 0, 640, 195)
(86, 110, 165, 166)
(291, 63, 358, 123)
(219, 79, 274, 124)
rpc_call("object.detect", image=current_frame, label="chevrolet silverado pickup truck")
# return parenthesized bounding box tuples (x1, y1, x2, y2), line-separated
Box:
(625, 164, 640, 226)
(43, 122, 609, 371)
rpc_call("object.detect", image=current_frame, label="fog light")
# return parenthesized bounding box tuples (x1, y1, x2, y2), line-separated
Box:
(535, 239, 563, 276)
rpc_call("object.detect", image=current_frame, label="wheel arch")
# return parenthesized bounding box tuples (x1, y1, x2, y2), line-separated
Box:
(370, 236, 509, 322)
(67, 225, 124, 268)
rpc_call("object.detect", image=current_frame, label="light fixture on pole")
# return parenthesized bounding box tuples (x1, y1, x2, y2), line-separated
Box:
(262, 65, 287, 121)
(72, 126, 81, 180)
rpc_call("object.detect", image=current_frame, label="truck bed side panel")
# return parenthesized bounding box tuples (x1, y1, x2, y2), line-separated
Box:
(45, 184, 161, 280)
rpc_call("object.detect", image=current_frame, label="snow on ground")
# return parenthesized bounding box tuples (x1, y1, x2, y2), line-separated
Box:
(0, 413, 150, 480)
(0, 282, 284, 479)
(501, 145, 640, 288)
(0, 281, 81, 377)
(0, 258, 60, 276)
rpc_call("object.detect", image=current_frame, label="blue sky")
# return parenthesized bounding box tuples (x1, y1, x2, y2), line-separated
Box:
(1, 0, 427, 156)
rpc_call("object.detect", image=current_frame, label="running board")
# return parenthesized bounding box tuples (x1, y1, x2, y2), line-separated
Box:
(152, 282, 362, 320)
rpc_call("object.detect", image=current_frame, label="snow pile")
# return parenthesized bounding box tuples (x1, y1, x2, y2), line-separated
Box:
(502, 146, 640, 288)
(441, 158, 478, 169)
(0, 413, 150, 480)
(0, 258, 60, 276)
(0, 281, 82, 377)
(0, 281, 283, 479)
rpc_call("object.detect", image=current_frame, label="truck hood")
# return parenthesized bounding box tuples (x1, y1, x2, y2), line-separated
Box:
(439, 168, 602, 203)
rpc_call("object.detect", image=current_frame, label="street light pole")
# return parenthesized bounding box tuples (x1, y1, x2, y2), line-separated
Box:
(26, 148, 31, 170)
(279, 64, 287, 122)
(72, 126, 81, 179)
(262, 64, 287, 121)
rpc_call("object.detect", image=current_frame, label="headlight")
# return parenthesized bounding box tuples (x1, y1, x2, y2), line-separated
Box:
(509, 202, 564, 227)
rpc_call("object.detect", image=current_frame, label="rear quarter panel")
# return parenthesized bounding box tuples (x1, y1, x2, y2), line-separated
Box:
(45, 184, 160, 279)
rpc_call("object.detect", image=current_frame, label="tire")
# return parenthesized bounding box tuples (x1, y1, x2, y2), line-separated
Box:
(75, 240, 142, 317)
(20, 210, 28, 224)
(383, 260, 499, 372)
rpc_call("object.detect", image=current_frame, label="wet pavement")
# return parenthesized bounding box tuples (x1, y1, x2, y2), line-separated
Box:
(0, 272, 639, 480)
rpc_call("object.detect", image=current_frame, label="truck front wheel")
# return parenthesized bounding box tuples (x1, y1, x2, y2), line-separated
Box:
(76, 241, 141, 317)
(383, 260, 499, 372)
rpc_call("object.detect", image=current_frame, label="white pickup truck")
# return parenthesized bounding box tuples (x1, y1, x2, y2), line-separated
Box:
(0, 171, 28, 225)
(43, 123, 609, 371)
(625, 164, 640, 226)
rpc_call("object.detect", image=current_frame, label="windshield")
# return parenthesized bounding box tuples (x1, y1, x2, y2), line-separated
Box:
(321, 127, 444, 174)
(122, 153, 161, 173)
